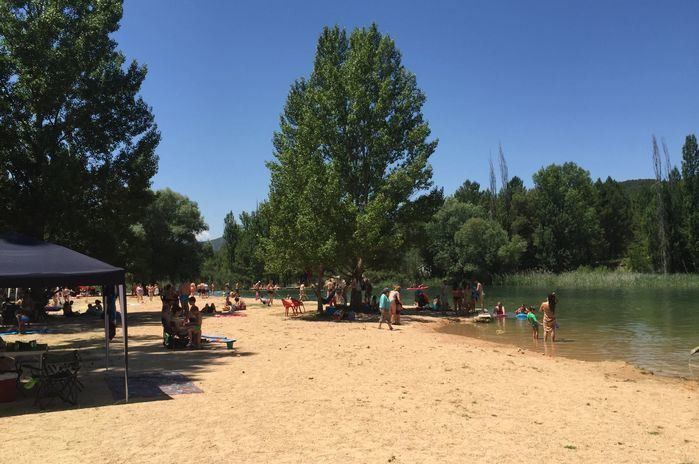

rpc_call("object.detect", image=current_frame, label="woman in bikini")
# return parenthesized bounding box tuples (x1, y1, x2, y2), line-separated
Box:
(539, 292, 558, 342)
(389, 285, 403, 325)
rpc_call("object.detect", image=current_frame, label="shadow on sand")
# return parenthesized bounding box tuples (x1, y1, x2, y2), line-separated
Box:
(0, 310, 255, 418)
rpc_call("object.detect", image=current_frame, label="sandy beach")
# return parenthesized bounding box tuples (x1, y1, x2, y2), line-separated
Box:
(1, 295, 697, 464)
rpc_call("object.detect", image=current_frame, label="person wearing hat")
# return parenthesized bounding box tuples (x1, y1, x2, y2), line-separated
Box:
(378, 287, 393, 330)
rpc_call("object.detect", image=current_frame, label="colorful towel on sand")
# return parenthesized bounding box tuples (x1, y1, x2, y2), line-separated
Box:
(106, 371, 203, 400)
(214, 312, 247, 317)
(0, 329, 51, 336)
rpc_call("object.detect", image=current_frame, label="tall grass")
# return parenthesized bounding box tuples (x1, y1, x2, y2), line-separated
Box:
(494, 270, 699, 289)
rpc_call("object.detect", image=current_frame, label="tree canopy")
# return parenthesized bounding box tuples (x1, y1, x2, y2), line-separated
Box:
(264, 23, 438, 306)
(0, 0, 159, 268)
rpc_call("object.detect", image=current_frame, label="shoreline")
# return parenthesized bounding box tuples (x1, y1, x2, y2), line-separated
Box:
(429, 315, 699, 385)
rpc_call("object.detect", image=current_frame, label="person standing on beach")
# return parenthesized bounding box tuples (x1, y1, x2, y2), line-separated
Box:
(476, 280, 484, 310)
(178, 282, 191, 314)
(378, 287, 393, 330)
(539, 292, 558, 342)
(440, 280, 450, 312)
(389, 285, 402, 325)
(363, 277, 373, 305)
(299, 282, 306, 301)
(452, 283, 462, 315)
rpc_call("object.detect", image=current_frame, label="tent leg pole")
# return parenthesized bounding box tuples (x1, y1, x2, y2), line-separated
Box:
(119, 284, 129, 402)
(104, 291, 109, 372)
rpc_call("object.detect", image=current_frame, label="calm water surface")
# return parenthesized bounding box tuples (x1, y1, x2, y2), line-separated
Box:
(438, 286, 699, 378)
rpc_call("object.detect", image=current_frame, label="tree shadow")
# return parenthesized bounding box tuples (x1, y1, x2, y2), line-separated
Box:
(0, 311, 256, 417)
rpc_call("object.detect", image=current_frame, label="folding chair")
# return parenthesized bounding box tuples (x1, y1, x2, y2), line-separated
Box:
(24, 351, 82, 409)
(290, 298, 305, 314)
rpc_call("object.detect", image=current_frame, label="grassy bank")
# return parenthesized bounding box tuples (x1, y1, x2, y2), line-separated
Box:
(493, 270, 699, 289)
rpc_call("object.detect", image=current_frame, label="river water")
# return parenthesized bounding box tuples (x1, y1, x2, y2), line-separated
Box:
(438, 286, 699, 378)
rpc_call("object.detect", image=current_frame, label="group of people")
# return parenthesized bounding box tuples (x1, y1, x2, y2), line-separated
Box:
(438, 279, 484, 315)
(134, 282, 217, 304)
(377, 285, 404, 330)
(506, 293, 559, 341)
(253, 281, 278, 306)
(161, 293, 203, 349)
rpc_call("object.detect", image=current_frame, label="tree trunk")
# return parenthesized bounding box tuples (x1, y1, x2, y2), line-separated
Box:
(314, 265, 325, 313)
(349, 258, 363, 311)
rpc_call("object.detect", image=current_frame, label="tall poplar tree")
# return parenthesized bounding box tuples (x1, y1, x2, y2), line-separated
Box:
(265, 24, 438, 310)
(682, 134, 699, 269)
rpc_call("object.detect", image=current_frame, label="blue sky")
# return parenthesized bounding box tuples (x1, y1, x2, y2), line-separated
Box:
(115, 0, 699, 238)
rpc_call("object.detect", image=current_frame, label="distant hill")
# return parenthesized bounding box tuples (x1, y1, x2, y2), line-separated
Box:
(205, 236, 224, 252)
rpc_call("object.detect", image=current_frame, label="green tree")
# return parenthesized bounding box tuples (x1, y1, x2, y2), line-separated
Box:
(425, 197, 486, 278)
(265, 24, 437, 310)
(594, 177, 633, 263)
(130, 189, 207, 282)
(531, 163, 602, 271)
(682, 134, 699, 269)
(235, 207, 269, 282)
(664, 167, 690, 272)
(454, 180, 487, 207)
(0, 0, 159, 266)
(222, 211, 240, 272)
(454, 217, 526, 274)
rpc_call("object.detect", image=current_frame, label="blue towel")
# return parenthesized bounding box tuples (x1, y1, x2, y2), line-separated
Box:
(0, 329, 51, 336)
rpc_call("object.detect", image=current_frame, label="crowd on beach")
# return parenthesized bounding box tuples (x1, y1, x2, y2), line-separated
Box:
(1, 287, 112, 332)
(2, 274, 561, 349)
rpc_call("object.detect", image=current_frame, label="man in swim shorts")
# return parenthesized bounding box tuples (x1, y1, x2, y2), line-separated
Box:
(178, 282, 191, 314)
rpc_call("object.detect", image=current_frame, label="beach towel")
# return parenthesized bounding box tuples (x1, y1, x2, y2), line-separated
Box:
(0, 329, 51, 336)
(105, 371, 202, 400)
(214, 312, 247, 318)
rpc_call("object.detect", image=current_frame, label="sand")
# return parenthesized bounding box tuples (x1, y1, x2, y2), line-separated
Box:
(1, 295, 697, 464)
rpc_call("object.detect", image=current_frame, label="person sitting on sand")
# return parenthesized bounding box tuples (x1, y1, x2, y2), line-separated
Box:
(224, 294, 233, 311)
(162, 304, 188, 338)
(201, 303, 216, 314)
(63, 300, 79, 317)
(16, 307, 31, 333)
(539, 292, 558, 342)
(233, 297, 246, 311)
(431, 295, 442, 312)
(186, 297, 202, 349)
(526, 307, 541, 340)
(85, 303, 101, 316)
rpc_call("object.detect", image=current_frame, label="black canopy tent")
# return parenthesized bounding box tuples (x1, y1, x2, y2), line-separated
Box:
(0, 233, 129, 401)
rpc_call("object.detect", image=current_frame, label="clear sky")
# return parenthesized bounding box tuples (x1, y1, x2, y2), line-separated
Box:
(115, 0, 699, 238)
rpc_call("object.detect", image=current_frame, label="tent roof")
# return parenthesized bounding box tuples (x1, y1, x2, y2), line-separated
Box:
(0, 233, 124, 288)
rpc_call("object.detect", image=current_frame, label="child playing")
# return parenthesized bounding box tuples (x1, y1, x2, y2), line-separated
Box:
(526, 308, 541, 340)
(186, 297, 202, 349)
